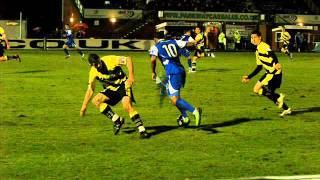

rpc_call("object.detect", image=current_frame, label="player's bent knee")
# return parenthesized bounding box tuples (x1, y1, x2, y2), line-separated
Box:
(92, 98, 100, 108)
(253, 82, 262, 94)
(92, 94, 105, 108)
(122, 96, 132, 111)
(253, 86, 261, 94)
(170, 97, 178, 106)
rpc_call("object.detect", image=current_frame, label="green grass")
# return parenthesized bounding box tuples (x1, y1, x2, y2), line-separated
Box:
(1, 50, 320, 179)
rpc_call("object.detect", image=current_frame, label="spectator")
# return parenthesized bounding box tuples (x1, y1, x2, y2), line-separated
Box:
(294, 32, 303, 52)
(233, 30, 241, 51)
(218, 30, 226, 51)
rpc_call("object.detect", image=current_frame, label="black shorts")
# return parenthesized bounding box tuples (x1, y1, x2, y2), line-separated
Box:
(259, 73, 282, 91)
(194, 47, 204, 57)
(282, 42, 290, 49)
(0, 44, 5, 57)
(100, 83, 135, 106)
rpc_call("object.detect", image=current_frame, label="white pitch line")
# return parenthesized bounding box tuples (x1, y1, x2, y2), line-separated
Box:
(231, 174, 320, 180)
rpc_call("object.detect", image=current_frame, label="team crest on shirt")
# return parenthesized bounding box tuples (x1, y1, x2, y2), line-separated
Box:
(119, 57, 126, 65)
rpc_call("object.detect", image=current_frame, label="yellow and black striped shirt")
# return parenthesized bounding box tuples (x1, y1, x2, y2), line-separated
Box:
(88, 55, 128, 91)
(256, 42, 281, 74)
(0, 27, 5, 44)
(195, 33, 205, 50)
(280, 31, 291, 44)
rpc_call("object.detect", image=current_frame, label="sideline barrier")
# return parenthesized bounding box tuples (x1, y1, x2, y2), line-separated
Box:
(8, 39, 154, 51)
(313, 42, 320, 52)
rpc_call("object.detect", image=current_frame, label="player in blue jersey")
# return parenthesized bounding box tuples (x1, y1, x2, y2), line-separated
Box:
(63, 24, 84, 59)
(180, 29, 195, 72)
(150, 31, 202, 127)
(150, 32, 193, 105)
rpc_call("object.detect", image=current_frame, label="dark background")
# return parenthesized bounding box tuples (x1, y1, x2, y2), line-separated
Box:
(0, 0, 62, 36)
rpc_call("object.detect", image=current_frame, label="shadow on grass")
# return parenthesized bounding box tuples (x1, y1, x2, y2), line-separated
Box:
(291, 106, 320, 115)
(0, 122, 34, 127)
(0, 121, 18, 126)
(122, 117, 269, 137)
(6, 70, 49, 74)
(197, 68, 238, 73)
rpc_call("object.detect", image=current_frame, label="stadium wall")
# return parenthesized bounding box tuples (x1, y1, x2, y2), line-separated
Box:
(0, 20, 27, 39)
(8, 39, 154, 51)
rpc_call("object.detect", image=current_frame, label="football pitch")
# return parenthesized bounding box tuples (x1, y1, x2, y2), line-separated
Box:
(1, 50, 319, 179)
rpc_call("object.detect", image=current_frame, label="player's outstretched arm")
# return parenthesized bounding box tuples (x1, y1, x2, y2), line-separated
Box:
(80, 83, 95, 117)
(242, 75, 250, 84)
(150, 55, 157, 80)
(267, 51, 282, 71)
(242, 65, 263, 83)
(125, 57, 134, 87)
(3, 33, 10, 50)
(274, 63, 282, 70)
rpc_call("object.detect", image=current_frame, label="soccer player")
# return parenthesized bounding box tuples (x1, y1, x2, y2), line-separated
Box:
(242, 30, 291, 117)
(279, 26, 293, 59)
(150, 32, 202, 127)
(150, 32, 192, 103)
(204, 26, 215, 58)
(191, 27, 205, 72)
(180, 29, 195, 72)
(80, 53, 149, 138)
(63, 24, 84, 59)
(0, 26, 20, 62)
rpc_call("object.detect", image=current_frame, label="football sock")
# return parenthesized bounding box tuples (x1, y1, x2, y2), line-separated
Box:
(282, 103, 289, 110)
(187, 58, 192, 69)
(100, 103, 119, 122)
(129, 111, 145, 132)
(7, 55, 19, 60)
(63, 48, 69, 55)
(262, 87, 279, 103)
(176, 98, 195, 113)
(78, 49, 84, 55)
(287, 52, 291, 57)
(176, 106, 188, 118)
(7, 55, 13, 60)
(285, 50, 291, 57)
(192, 62, 196, 71)
(261, 87, 288, 110)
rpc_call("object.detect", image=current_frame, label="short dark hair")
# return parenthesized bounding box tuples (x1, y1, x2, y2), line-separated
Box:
(184, 28, 192, 33)
(88, 53, 101, 66)
(155, 31, 165, 39)
(165, 31, 177, 39)
(251, 30, 261, 37)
